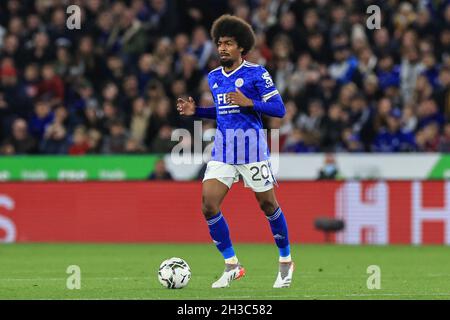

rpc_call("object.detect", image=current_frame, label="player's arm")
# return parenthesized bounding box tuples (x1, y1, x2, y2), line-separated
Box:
(251, 94, 286, 118)
(176, 97, 216, 119)
(227, 88, 286, 118)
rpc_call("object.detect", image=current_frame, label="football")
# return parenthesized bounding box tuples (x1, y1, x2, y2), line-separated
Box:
(158, 257, 191, 289)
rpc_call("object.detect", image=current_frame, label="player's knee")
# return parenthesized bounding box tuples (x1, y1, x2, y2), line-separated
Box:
(202, 197, 220, 219)
(259, 199, 277, 216)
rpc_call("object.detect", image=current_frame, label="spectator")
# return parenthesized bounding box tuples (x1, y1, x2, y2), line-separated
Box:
(22, 63, 40, 101)
(87, 128, 103, 154)
(322, 104, 346, 151)
(372, 27, 397, 59)
(306, 30, 330, 66)
(363, 73, 382, 106)
(125, 137, 147, 154)
(417, 99, 445, 130)
(29, 100, 54, 140)
(348, 94, 375, 151)
(37, 63, 64, 108)
(40, 122, 68, 154)
(150, 124, 176, 153)
(148, 158, 173, 180)
(283, 128, 318, 153)
(1, 34, 22, 65)
(145, 98, 174, 148)
(436, 27, 450, 64)
(296, 99, 325, 147)
(107, 8, 148, 58)
(438, 122, 450, 152)
(83, 105, 101, 131)
(101, 119, 129, 154)
(402, 103, 418, 133)
(433, 66, 450, 120)
(136, 53, 155, 95)
(120, 74, 140, 114)
(421, 52, 440, 89)
(2, 118, 37, 154)
(317, 153, 340, 180)
(353, 46, 377, 87)
(376, 53, 401, 92)
(329, 43, 358, 85)
(101, 82, 120, 106)
(100, 101, 123, 135)
(338, 127, 364, 152)
(266, 10, 302, 54)
(68, 126, 90, 155)
(188, 26, 214, 72)
(277, 100, 297, 150)
(420, 122, 440, 152)
(373, 108, 416, 152)
(2, 58, 33, 118)
(69, 79, 99, 123)
(128, 97, 151, 145)
(400, 46, 424, 104)
(26, 31, 54, 64)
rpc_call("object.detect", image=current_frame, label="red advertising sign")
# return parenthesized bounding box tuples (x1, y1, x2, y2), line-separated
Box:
(0, 181, 449, 244)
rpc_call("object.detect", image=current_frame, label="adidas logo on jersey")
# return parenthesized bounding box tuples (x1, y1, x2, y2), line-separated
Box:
(273, 234, 285, 240)
(213, 83, 218, 89)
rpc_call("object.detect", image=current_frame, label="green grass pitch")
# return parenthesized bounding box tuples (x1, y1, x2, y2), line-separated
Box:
(1, 244, 449, 300)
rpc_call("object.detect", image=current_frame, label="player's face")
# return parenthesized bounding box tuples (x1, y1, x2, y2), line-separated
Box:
(217, 36, 242, 68)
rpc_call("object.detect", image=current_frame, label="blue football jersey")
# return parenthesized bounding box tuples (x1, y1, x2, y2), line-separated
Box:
(208, 60, 281, 164)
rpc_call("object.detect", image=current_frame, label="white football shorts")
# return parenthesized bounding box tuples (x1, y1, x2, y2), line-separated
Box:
(202, 160, 277, 192)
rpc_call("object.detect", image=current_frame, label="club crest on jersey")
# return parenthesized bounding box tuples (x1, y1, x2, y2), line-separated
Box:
(235, 78, 244, 87)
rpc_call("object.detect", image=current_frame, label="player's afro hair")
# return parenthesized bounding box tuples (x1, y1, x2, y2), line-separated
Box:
(210, 15, 256, 56)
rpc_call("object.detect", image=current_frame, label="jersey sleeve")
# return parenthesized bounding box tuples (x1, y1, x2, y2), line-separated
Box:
(251, 66, 285, 118)
(253, 66, 280, 102)
(194, 73, 217, 119)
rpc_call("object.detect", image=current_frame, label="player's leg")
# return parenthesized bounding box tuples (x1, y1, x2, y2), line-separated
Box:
(202, 162, 245, 288)
(237, 160, 294, 288)
(202, 178, 235, 261)
(254, 188, 294, 288)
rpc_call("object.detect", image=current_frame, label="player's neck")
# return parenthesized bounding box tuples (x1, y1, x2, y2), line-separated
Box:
(223, 57, 244, 73)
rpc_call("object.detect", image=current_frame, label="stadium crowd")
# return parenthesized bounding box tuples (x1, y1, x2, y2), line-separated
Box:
(0, 0, 449, 155)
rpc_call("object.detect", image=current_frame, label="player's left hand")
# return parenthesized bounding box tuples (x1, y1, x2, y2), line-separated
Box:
(226, 88, 254, 107)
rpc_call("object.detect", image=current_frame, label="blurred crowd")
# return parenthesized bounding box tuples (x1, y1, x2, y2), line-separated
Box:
(0, 0, 449, 156)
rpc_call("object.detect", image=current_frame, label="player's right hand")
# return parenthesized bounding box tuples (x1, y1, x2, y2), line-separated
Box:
(176, 97, 196, 116)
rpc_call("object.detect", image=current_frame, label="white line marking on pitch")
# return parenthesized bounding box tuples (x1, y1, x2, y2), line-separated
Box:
(0, 277, 149, 281)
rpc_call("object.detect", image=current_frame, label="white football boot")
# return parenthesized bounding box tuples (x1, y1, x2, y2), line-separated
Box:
(212, 264, 246, 288)
(273, 261, 295, 288)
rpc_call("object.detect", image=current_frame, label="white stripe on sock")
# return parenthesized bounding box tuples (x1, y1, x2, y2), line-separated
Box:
(267, 208, 281, 221)
(207, 214, 223, 225)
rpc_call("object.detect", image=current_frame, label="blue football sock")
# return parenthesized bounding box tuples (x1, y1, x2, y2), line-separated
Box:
(206, 212, 236, 259)
(266, 207, 290, 258)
